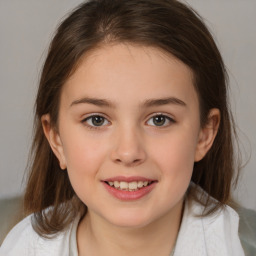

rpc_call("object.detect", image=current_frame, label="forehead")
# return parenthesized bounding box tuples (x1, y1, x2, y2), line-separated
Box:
(61, 43, 198, 109)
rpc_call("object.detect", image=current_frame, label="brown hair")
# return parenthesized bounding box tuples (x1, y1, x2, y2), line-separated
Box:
(24, 0, 240, 236)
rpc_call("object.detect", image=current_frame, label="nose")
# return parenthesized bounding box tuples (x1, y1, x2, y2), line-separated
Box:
(110, 125, 147, 167)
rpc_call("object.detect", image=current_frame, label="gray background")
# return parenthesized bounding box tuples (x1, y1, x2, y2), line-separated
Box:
(0, 0, 255, 211)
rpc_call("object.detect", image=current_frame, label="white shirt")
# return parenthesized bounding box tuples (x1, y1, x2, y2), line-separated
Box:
(174, 197, 245, 255)
(0, 198, 245, 256)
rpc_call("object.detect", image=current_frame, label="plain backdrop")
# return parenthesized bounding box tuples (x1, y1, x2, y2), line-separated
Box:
(0, 0, 255, 211)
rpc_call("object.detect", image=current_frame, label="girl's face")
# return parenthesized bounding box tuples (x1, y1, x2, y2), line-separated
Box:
(43, 43, 218, 228)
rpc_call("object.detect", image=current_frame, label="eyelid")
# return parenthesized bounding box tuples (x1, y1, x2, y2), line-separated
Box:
(81, 113, 110, 130)
(146, 112, 176, 127)
(147, 112, 175, 120)
(81, 112, 109, 121)
(81, 112, 176, 130)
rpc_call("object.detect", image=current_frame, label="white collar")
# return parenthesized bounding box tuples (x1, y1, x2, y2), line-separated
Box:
(174, 191, 245, 256)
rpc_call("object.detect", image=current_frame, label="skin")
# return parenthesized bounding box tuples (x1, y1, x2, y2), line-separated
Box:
(42, 43, 220, 256)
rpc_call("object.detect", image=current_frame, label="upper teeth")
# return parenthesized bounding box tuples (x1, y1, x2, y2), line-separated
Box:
(107, 181, 151, 191)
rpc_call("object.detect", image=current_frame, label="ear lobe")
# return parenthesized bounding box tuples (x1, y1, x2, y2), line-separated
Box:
(41, 114, 67, 170)
(194, 108, 220, 162)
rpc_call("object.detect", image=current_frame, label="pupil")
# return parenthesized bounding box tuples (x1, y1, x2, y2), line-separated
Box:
(153, 116, 165, 126)
(92, 116, 104, 126)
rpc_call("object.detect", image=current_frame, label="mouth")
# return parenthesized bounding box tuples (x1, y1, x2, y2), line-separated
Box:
(102, 176, 157, 200)
(104, 180, 155, 192)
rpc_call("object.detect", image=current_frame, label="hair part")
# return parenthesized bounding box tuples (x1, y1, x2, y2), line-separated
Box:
(24, 0, 241, 236)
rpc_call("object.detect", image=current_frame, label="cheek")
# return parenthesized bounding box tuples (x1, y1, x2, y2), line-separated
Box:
(149, 133, 198, 205)
(61, 134, 108, 202)
(61, 132, 108, 177)
(150, 130, 198, 178)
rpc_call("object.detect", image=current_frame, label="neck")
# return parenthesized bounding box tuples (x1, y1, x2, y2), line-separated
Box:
(77, 199, 184, 256)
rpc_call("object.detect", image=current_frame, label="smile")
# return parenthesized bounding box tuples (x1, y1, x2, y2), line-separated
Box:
(102, 177, 157, 201)
(105, 181, 154, 191)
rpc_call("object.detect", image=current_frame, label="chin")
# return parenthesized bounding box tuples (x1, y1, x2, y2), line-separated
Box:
(104, 210, 156, 229)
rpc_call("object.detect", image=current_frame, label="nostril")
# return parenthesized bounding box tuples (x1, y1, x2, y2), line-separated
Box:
(115, 158, 143, 167)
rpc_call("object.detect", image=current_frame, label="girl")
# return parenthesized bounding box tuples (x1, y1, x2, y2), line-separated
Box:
(0, 0, 245, 255)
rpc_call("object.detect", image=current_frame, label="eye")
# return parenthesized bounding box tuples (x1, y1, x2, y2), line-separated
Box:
(82, 115, 109, 129)
(147, 114, 175, 127)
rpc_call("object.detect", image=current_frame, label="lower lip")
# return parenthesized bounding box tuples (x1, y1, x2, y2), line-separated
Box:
(102, 182, 157, 201)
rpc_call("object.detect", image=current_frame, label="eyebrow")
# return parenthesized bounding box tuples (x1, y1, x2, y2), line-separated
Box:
(70, 96, 186, 108)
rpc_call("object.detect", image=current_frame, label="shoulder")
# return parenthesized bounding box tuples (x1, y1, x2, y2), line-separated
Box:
(0, 215, 35, 255)
(0, 213, 76, 256)
(174, 185, 245, 255)
(188, 185, 243, 250)
(187, 183, 240, 223)
(200, 204, 244, 255)
(180, 194, 241, 238)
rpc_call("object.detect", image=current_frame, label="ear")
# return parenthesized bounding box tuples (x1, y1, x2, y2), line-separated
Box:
(41, 114, 67, 170)
(194, 108, 220, 162)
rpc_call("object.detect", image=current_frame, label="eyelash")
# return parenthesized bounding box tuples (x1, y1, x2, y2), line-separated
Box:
(81, 113, 176, 130)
